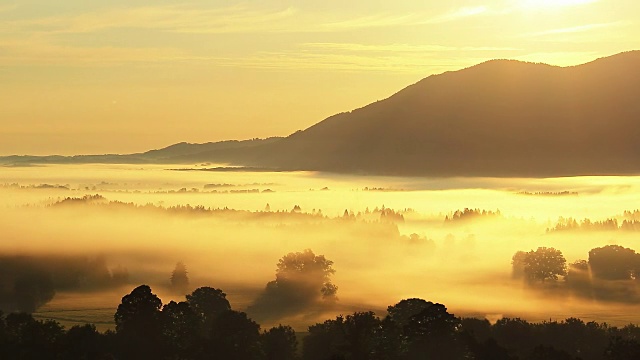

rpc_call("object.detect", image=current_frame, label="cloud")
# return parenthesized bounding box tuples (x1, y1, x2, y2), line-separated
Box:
(198, 50, 482, 74)
(322, 6, 489, 30)
(302, 43, 518, 53)
(517, 0, 599, 10)
(0, 37, 186, 66)
(419, 6, 490, 24)
(1, 4, 300, 35)
(4, 4, 492, 36)
(524, 22, 627, 37)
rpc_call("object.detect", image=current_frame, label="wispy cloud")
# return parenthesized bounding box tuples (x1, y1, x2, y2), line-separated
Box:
(303, 43, 518, 53)
(201, 52, 464, 73)
(322, 6, 489, 30)
(524, 22, 627, 37)
(419, 6, 489, 24)
(1, 5, 300, 35)
(0, 37, 186, 66)
(191, 41, 513, 74)
(517, 0, 599, 10)
(3, 4, 489, 36)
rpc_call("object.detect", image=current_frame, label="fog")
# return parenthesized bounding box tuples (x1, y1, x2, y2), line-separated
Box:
(2, 164, 640, 330)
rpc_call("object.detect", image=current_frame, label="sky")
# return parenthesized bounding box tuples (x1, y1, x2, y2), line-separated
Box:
(1, 0, 638, 155)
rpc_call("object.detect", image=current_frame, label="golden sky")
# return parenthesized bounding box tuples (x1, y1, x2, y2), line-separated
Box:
(1, 0, 638, 155)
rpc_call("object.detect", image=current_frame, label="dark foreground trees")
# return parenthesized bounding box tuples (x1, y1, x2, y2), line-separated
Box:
(4, 285, 640, 359)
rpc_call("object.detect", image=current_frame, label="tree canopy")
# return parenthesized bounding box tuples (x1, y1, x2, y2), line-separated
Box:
(248, 249, 338, 322)
(520, 247, 567, 282)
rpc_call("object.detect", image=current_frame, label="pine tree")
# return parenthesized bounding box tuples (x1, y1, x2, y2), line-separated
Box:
(170, 262, 189, 293)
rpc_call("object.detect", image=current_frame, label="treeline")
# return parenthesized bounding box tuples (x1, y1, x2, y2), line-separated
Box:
(49, 195, 409, 225)
(517, 191, 578, 196)
(0, 255, 129, 313)
(2, 289, 640, 360)
(445, 208, 501, 223)
(547, 217, 640, 232)
(513, 245, 640, 302)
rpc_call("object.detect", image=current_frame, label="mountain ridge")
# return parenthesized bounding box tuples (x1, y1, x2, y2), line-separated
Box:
(2, 51, 640, 177)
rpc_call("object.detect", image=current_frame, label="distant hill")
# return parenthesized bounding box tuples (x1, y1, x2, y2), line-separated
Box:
(3, 51, 640, 176)
(0, 138, 283, 166)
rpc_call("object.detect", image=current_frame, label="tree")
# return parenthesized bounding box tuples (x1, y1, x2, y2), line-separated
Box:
(387, 298, 434, 328)
(521, 247, 567, 282)
(589, 245, 640, 280)
(343, 311, 383, 360)
(275, 249, 337, 300)
(161, 301, 200, 358)
(403, 303, 464, 359)
(248, 249, 337, 322)
(303, 316, 346, 360)
(606, 337, 640, 359)
(170, 261, 190, 293)
(60, 324, 109, 359)
(511, 251, 527, 279)
(208, 310, 262, 360)
(492, 317, 534, 356)
(303, 312, 385, 360)
(186, 287, 231, 336)
(1, 312, 65, 359)
(261, 325, 299, 360)
(114, 285, 164, 359)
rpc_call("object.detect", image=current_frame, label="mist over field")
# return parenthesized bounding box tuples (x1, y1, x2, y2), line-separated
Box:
(2, 164, 640, 331)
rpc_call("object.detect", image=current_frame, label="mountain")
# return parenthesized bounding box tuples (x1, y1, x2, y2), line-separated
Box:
(222, 50, 640, 176)
(3, 51, 640, 176)
(0, 138, 282, 166)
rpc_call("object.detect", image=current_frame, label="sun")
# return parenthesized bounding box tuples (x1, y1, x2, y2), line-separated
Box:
(518, 0, 598, 10)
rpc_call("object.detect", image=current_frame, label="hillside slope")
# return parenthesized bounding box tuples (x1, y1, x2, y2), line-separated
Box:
(223, 51, 640, 176)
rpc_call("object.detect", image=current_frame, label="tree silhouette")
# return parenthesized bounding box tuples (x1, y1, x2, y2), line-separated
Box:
(589, 245, 639, 280)
(208, 310, 262, 360)
(343, 311, 383, 360)
(261, 325, 299, 360)
(186, 286, 231, 337)
(114, 285, 163, 359)
(2, 312, 64, 359)
(170, 261, 190, 293)
(161, 300, 200, 358)
(248, 249, 337, 322)
(492, 317, 533, 356)
(520, 247, 567, 282)
(387, 298, 435, 328)
(303, 312, 385, 360)
(527, 345, 574, 360)
(303, 316, 347, 360)
(605, 337, 640, 359)
(511, 251, 527, 279)
(60, 324, 109, 359)
(403, 303, 464, 359)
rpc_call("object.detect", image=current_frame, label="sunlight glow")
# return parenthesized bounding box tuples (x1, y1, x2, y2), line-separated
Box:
(518, 0, 598, 10)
